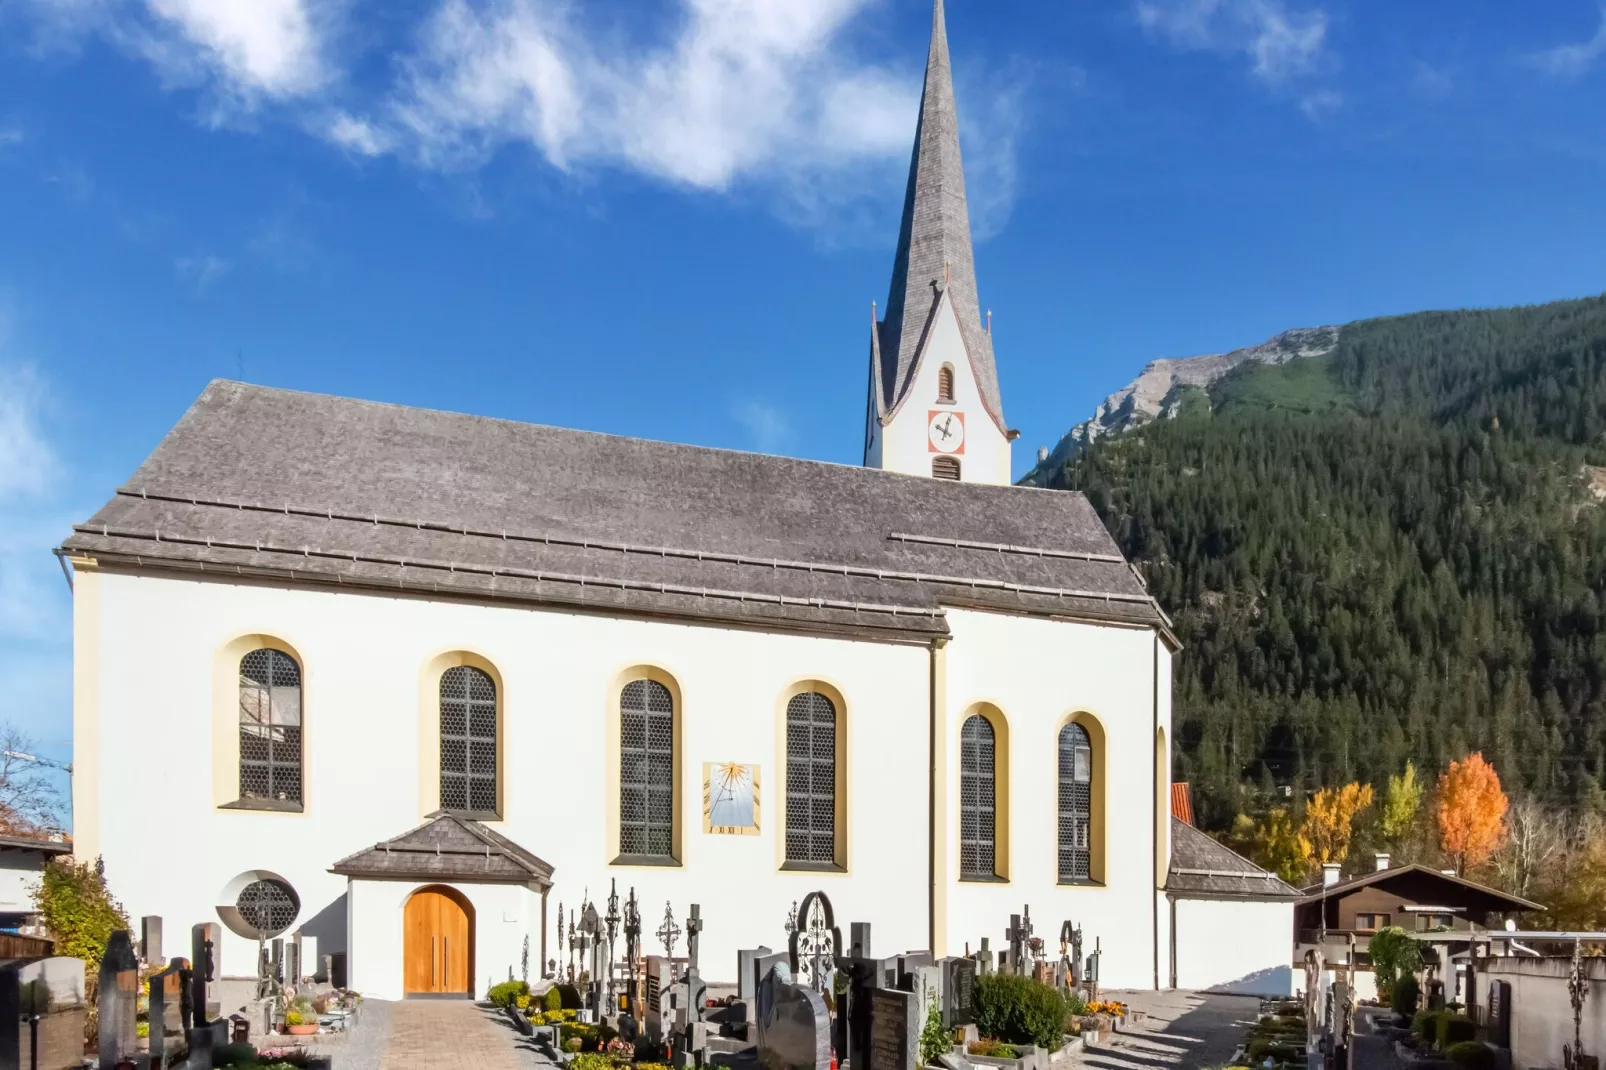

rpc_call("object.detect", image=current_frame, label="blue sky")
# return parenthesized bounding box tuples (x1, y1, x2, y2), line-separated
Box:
(2, 0, 1606, 810)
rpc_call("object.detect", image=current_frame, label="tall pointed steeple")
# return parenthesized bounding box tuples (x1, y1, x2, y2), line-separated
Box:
(874, 0, 1005, 432)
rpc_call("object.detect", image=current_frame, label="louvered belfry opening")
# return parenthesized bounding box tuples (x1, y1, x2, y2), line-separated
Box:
(933, 456, 961, 480)
(785, 691, 838, 865)
(238, 648, 303, 805)
(1058, 722, 1093, 882)
(938, 364, 956, 403)
(960, 714, 997, 878)
(440, 665, 498, 815)
(620, 679, 675, 859)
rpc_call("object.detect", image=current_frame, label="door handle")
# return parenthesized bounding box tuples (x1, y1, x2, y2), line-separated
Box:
(444, 938, 449, 989)
(432, 937, 437, 986)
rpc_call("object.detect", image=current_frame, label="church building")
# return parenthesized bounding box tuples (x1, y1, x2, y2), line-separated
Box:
(61, 0, 1199, 1000)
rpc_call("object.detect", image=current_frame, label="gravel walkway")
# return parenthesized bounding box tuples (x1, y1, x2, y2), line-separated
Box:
(1076, 991, 1264, 1070)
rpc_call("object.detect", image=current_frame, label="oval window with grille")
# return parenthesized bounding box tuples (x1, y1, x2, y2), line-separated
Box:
(234, 878, 300, 938)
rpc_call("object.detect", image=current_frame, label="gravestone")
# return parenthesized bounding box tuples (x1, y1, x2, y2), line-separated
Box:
(191, 923, 220, 1022)
(738, 946, 774, 1003)
(942, 957, 976, 1028)
(148, 960, 185, 1065)
(973, 938, 992, 976)
(140, 915, 164, 966)
(907, 965, 942, 1030)
(757, 965, 829, 1070)
(271, 938, 284, 984)
(98, 929, 139, 1070)
(863, 986, 918, 1070)
(850, 923, 872, 959)
(286, 936, 301, 989)
(645, 956, 666, 1042)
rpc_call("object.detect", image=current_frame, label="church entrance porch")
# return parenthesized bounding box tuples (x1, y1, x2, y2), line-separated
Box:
(403, 885, 474, 996)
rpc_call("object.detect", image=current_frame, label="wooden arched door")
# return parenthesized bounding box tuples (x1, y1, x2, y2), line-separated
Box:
(403, 886, 473, 996)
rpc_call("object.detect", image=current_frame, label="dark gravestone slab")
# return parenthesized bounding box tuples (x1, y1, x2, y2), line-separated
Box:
(98, 930, 139, 1070)
(867, 987, 918, 1070)
(757, 967, 828, 1070)
(645, 956, 665, 1042)
(942, 957, 976, 1027)
(738, 947, 774, 1003)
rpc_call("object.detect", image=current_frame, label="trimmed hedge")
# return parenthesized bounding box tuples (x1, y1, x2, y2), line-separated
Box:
(555, 983, 583, 1010)
(1392, 977, 1421, 1017)
(1437, 1015, 1476, 1050)
(544, 986, 564, 1012)
(488, 980, 529, 1008)
(974, 974, 1068, 1050)
(1446, 1042, 1495, 1070)
(1413, 1010, 1442, 1043)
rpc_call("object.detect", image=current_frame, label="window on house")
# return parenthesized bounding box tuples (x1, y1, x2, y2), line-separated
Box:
(440, 665, 498, 816)
(234, 878, 300, 939)
(620, 679, 676, 859)
(238, 648, 303, 806)
(960, 714, 997, 879)
(1417, 913, 1454, 930)
(1058, 722, 1093, 883)
(1355, 912, 1391, 931)
(938, 364, 956, 403)
(785, 691, 839, 867)
(933, 456, 961, 481)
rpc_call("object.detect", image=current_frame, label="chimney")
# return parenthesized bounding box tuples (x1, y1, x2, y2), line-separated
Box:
(1322, 863, 1342, 887)
(1441, 869, 1457, 877)
(1375, 853, 1391, 872)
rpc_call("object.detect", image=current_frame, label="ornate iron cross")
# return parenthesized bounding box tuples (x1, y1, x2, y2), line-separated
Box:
(657, 901, 682, 961)
(797, 896, 835, 993)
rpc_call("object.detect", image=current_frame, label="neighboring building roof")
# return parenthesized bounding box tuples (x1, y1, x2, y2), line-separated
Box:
(1296, 864, 1543, 913)
(330, 811, 553, 888)
(1167, 817, 1301, 899)
(873, 0, 1006, 434)
(0, 835, 71, 855)
(1170, 782, 1194, 826)
(59, 381, 1169, 644)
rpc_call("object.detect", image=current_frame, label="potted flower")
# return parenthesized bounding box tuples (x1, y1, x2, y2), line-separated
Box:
(285, 997, 319, 1036)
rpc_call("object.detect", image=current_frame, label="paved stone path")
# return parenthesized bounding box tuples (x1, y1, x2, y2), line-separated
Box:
(378, 1000, 554, 1069)
(1076, 991, 1264, 1070)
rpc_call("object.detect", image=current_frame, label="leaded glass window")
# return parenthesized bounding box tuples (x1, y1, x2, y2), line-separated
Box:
(239, 648, 302, 805)
(236, 878, 299, 938)
(785, 691, 837, 865)
(620, 679, 675, 858)
(440, 666, 498, 815)
(960, 714, 997, 878)
(1058, 722, 1093, 883)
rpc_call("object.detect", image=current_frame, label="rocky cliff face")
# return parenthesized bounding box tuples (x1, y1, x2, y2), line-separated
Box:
(1028, 325, 1340, 479)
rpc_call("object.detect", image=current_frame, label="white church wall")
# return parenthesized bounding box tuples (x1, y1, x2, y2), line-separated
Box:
(940, 608, 1170, 990)
(347, 879, 539, 1001)
(82, 570, 931, 993)
(1172, 897, 1295, 995)
(873, 297, 1012, 485)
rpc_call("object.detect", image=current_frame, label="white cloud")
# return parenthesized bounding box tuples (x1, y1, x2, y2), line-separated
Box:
(0, 365, 57, 502)
(175, 252, 230, 293)
(0, 359, 70, 642)
(731, 397, 794, 453)
(1299, 88, 1342, 120)
(324, 111, 390, 156)
(1135, 0, 1329, 83)
(1528, 7, 1606, 78)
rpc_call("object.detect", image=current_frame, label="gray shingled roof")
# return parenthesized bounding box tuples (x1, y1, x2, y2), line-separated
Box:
(1167, 818, 1301, 899)
(59, 381, 1167, 643)
(874, 0, 1006, 434)
(330, 812, 553, 887)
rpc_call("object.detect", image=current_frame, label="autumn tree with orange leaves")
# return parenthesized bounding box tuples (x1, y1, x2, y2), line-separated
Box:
(1300, 782, 1375, 866)
(1436, 753, 1508, 874)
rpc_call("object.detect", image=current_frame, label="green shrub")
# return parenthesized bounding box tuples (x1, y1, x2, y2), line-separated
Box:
(544, 986, 564, 1012)
(570, 1054, 614, 1070)
(487, 979, 529, 1008)
(1437, 1015, 1476, 1050)
(212, 1043, 257, 1067)
(968, 1038, 1020, 1059)
(1370, 927, 1424, 997)
(1445, 1042, 1495, 1070)
(920, 1003, 951, 1066)
(1246, 1038, 1302, 1064)
(33, 857, 132, 969)
(1392, 977, 1420, 1017)
(974, 974, 1067, 1049)
(1413, 1010, 1441, 1042)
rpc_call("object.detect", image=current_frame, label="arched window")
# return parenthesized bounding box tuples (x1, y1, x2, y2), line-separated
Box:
(239, 648, 302, 806)
(932, 456, 961, 481)
(937, 364, 956, 403)
(620, 679, 675, 859)
(960, 714, 997, 879)
(785, 691, 838, 866)
(440, 665, 498, 816)
(1058, 722, 1093, 883)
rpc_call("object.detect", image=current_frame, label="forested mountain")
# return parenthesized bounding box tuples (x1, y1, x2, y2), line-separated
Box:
(1025, 294, 1606, 830)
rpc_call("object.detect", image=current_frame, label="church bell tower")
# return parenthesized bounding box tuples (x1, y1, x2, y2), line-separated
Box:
(863, 0, 1013, 485)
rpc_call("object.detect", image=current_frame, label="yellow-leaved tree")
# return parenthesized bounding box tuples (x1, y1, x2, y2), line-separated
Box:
(1379, 762, 1423, 845)
(1301, 782, 1375, 866)
(1435, 753, 1508, 874)
(1247, 806, 1313, 886)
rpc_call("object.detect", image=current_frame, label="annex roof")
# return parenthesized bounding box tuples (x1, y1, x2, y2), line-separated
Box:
(1167, 817, 1301, 899)
(330, 811, 553, 888)
(874, 0, 1005, 433)
(59, 380, 1168, 644)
